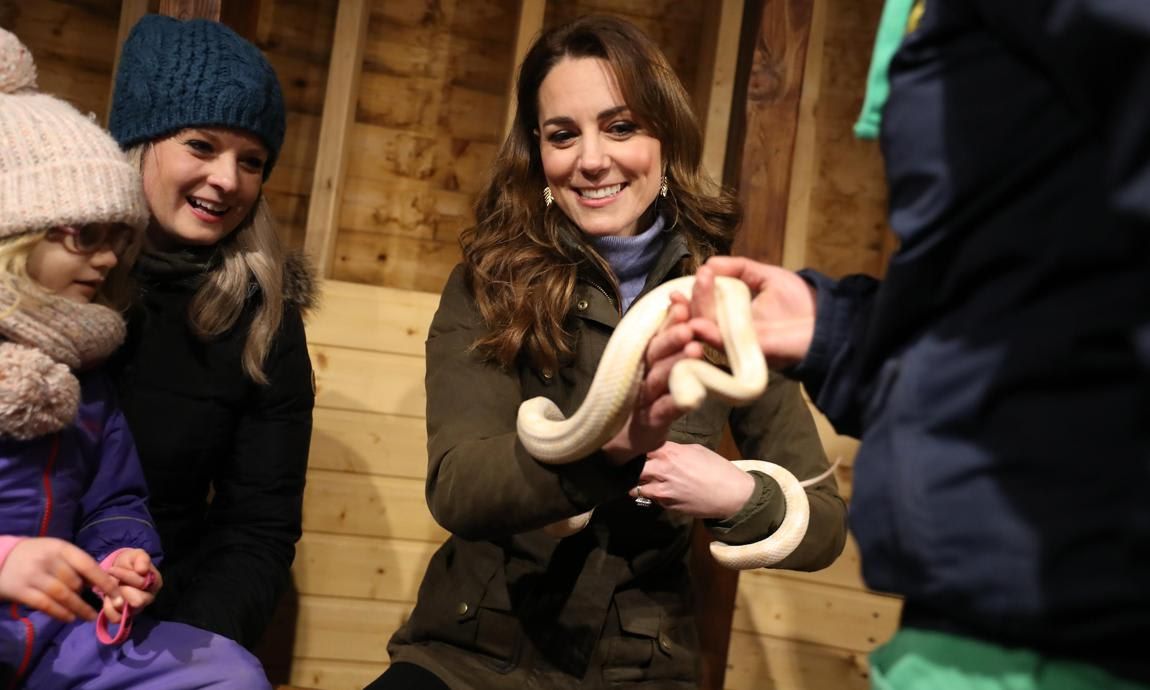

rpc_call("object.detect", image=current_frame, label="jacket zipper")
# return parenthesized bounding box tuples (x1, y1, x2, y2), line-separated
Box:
(37, 435, 59, 537)
(588, 280, 621, 317)
(8, 435, 60, 689)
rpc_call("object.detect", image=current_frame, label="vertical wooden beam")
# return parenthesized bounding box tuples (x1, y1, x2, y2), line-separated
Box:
(107, 0, 151, 123)
(156, 0, 262, 39)
(220, 0, 262, 41)
(688, 11, 747, 673)
(696, 0, 745, 186)
(302, 0, 370, 278)
(692, 8, 812, 685)
(695, 6, 816, 677)
(503, 0, 546, 135)
(253, 0, 277, 46)
(781, 0, 888, 278)
(781, 0, 827, 270)
(727, 0, 815, 265)
(157, 0, 219, 20)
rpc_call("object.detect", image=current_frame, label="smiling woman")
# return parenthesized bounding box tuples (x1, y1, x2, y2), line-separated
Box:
(103, 14, 316, 653)
(141, 128, 268, 250)
(369, 14, 847, 690)
(536, 58, 663, 239)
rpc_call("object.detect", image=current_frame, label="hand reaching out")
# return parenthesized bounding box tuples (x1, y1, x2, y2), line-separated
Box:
(631, 441, 756, 519)
(0, 537, 123, 623)
(691, 259, 817, 369)
(601, 293, 704, 464)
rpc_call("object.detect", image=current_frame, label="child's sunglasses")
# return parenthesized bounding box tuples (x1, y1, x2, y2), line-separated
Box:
(48, 224, 134, 257)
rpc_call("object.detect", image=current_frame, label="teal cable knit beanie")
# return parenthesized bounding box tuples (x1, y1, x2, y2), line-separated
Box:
(109, 14, 285, 177)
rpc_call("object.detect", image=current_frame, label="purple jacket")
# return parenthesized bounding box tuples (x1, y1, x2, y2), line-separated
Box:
(0, 371, 161, 676)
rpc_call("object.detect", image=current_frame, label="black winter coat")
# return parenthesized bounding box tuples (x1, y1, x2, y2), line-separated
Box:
(111, 249, 315, 648)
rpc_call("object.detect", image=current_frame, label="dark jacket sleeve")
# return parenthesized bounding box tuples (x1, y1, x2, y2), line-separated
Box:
(707, 375, 848, 571)
(164, 307, 313, 647)
(75, 375, 163, 565)
(972, 1, 1150, 223)
(786, 270, 882, 438)
(424, 267, 642, 541)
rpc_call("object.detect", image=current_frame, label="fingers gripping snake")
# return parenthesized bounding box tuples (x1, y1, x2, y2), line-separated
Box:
(516, 276, 831, 570)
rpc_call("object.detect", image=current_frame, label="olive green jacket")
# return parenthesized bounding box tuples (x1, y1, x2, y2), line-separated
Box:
(388, 232, 847, 689)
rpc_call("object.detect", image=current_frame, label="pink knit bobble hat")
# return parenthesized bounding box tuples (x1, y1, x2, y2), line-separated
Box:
(0, 28, 149, 240)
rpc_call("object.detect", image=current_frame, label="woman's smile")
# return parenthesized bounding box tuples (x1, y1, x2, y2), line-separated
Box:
(537, 57, 662, 238)
(142, 128, 266, 248)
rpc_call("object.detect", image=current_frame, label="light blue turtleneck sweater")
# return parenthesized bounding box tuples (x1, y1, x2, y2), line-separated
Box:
(590, 215, 667, 312)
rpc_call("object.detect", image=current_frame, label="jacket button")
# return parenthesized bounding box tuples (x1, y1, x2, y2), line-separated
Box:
(456, 602, 470, 617)
(658, 632, 672, 654)
(576, 299, 589, 311)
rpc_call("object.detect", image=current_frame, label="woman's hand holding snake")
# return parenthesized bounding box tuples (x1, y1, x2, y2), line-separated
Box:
(632, 441, 756, 519)
(518, 275, 828, 568)
(600, 294, 702, 466)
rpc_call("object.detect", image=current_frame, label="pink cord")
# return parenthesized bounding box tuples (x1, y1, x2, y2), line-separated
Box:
(95, 570, 155, 646)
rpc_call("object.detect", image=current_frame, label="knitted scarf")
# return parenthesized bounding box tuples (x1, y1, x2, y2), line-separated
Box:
(0, 281, 125, 440)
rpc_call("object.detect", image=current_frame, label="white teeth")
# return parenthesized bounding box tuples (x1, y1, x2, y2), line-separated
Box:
(579, 183, 623, 200)
(189, 197, 229, 214)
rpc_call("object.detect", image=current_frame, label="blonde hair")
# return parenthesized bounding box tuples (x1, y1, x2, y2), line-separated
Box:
(0, 229, 140, 314)
(129, 143, 286, 385)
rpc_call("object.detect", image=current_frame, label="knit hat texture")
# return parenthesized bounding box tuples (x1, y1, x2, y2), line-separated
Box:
(0, 29, 149, 241)
(109, 14, 286, 177)
(0, 28, 37, 94)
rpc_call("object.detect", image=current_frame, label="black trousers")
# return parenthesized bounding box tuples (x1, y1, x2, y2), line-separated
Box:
(363, 662, 450, 690)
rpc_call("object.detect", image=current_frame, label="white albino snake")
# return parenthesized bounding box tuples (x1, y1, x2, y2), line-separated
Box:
(517, 276, 831, 569)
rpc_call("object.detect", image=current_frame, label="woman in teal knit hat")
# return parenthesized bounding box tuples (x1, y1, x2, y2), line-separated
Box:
(107, 14, 316, 651)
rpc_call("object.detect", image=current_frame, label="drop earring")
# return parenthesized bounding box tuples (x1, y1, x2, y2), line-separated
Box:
(543, 186, 554, 207)
(659, 176, 669, 198)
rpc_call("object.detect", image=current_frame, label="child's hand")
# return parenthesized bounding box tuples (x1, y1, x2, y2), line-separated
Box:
(100, 548, 161, 624)
(0, 538, 123, 622)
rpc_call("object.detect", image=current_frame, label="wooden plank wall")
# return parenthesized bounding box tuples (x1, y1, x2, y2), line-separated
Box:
(325, 0, 734, 295)
(782, 0, 895, 276)
(256, 0, 338, 252)
(287, 280, 441, 688)
(325, 0, 521, 293)
(1, 1, 125, 118)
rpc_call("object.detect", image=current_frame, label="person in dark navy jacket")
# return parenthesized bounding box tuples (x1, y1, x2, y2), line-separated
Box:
(692, 1, 1150, 688)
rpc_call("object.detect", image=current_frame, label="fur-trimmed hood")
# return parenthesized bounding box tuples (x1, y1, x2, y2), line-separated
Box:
(283, 250, 318, 316)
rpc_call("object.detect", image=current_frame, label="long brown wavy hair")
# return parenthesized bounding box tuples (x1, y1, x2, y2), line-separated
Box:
(463, 15, 740, 372)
